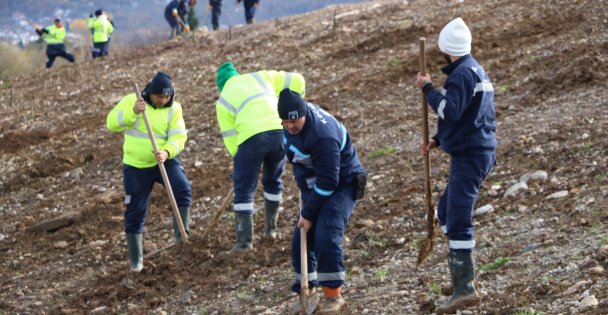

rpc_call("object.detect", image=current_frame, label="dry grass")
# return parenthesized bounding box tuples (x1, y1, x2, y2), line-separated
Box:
(0, 41, 46, 81)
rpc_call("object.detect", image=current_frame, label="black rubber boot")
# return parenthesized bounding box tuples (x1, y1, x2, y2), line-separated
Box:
(264, 199, 280, 239)
(172, 206, 190, 244)
(228, 213, 253, 255)
(436, 252, 482, 314)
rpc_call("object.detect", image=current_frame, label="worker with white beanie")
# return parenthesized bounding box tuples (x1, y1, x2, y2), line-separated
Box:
(415, 17, 497, 314)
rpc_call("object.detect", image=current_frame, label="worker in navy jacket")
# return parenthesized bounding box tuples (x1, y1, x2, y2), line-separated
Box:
(415, 17, 496, 314)
(278, 89, 365, 314)
(165, 0, 192, 37)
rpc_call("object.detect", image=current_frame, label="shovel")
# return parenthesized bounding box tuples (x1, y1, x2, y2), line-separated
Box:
(416, 37, 436, 267)
(299, 227, 319, 315)
(299, 194, 319, 314)
(133, 83, 188, 244)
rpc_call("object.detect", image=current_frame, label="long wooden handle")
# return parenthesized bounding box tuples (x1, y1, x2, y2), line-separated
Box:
(200, 190, 233, 244)
(300, 226, 308, 294)
(133, 83, 188, 244)
(419, 38, 434, 231)
(299, 194, 309, 295)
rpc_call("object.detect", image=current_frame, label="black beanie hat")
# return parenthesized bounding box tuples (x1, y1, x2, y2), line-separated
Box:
(95, 9, 103, 17)
(278, 89, 307, 120)
(148, 72, 174, 96)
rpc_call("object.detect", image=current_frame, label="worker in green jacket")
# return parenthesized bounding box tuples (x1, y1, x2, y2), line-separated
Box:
(34, 18, 75, 68)
(106, 72, 192, 272)
(214, 62, 305, 254)
(87, 9, 114, 59)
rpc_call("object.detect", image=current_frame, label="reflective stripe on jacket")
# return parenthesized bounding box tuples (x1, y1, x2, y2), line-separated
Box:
(106, 93, 188, 168)
(215, 70, 305, 156)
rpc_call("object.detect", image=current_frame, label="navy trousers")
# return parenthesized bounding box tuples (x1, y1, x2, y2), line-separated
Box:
(210, 0, 222, 30)
(232, 130, 285, 214)
(291, 185, 356, 293)
(123, 158, 192, 233)
(437, 153, 495, 253)
(91, 41, 109, 59)
(45, 44, 75, 68)
(243, 0, 257, 23)
(165, 13, 184, 35)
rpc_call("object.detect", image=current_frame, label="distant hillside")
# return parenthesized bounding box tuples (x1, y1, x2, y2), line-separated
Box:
(0, 0, 368, 45)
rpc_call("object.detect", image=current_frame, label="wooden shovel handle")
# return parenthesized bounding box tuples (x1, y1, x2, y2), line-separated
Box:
(300, 227, 309, 294)
(419, 39, 433, 222)
(200, 190, 233, 244)
(299, 193, 309, 295)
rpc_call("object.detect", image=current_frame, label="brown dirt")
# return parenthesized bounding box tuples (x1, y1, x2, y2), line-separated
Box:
(0, 0, 607, 314)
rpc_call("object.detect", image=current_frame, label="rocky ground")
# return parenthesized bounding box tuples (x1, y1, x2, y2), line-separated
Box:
(0, 0, 607, 314)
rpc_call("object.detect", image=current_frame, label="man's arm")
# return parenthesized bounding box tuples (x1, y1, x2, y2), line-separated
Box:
(426, 72, 475, 123)
(216, 102, 238, 156)
(106, 94, 138, 132)
(159, 104, 187, 159)
(299, 138, 341, 222)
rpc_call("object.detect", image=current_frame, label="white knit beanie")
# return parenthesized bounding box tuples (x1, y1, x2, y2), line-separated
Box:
(438, 17, 472, 56)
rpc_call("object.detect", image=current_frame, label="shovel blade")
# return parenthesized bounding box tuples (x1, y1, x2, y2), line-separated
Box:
(300, 292, 319, 315)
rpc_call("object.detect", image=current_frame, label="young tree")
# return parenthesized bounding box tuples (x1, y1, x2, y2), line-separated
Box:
(187, 7, 199, 31)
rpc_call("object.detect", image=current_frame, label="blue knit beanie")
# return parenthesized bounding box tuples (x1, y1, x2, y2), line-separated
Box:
(278, 89, 307, 120)
(148, 72, 174, 96)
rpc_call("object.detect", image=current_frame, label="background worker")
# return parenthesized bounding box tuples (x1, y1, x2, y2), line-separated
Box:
(236, 0, 259, 24)
(209, 0, 223, 31)
(278, 89, 366, 314)
(214, 62, 305, 255)
(34, 18, 75, 69)
(87, 9, 114, 59)
(106, 72, 192, 272)
(164, 0, 194, 37)
(416, 17, 497, 314)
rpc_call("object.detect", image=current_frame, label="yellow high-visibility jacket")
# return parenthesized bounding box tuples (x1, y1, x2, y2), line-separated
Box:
(42, 25, 66, 44)
(106, 93, 187, 168)
(215, 70, 305, 156)
(88, 15, 114, 43)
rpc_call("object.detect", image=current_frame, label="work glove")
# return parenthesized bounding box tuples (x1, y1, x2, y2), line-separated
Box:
(172, 9, 178, 17)
(184, 24, 191, 32)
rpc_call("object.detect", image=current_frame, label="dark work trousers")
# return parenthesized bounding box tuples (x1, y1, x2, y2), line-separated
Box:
(232, 130, 285, 215)
(164, 13, 183, 35)
(123, 158, 192, 233)
(45, 44, 75, 68)
(91, 41, 109, 59)
(291, 184, 356, 293)
(243, 0, 257, 23)
(210, 0, 222, 30)
(437, 153, 496, 253)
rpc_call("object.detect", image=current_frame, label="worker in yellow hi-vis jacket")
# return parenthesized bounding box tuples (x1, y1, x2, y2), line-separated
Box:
(106, 72, 191, 272)
(213, 62, 305, 255)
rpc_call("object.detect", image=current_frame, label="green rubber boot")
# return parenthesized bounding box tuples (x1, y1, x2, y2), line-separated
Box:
(264, 199, 280, 239)
(228, 213, 253, 255)
(436, 252, 482, 314)
(126, 233, 143, 272)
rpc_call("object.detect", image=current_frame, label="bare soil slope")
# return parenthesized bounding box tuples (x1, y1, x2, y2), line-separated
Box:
(0, 0, 607, 314)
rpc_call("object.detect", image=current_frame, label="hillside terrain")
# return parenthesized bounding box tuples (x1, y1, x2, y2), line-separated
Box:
(0, 0, 367, 45)
(0, 0, 607, 314)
